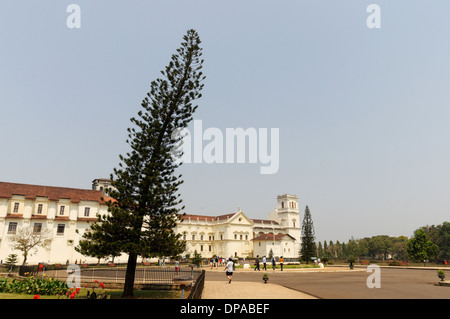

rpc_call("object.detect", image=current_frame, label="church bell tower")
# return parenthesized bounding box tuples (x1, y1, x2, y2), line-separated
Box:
(276, 194, 301, 246)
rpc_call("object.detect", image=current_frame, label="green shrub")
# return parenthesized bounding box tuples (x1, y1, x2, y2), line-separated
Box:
(438, 269, 446, 281)
(0, 277, 68, 296)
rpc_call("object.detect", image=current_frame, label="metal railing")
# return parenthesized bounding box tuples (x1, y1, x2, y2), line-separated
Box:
(187, 269, 205, 299)
(42, 266, 202, 285)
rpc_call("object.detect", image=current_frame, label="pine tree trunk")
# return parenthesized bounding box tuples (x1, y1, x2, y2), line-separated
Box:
(122, 253, 138, 297)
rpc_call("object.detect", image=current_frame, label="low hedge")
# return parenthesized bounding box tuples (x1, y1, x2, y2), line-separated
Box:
(0, 277, 68, 296)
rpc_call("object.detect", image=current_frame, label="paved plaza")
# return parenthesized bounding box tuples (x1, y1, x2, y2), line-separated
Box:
(201, 266, 450, 299)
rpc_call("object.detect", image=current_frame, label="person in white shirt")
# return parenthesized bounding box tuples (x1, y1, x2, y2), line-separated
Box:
(225, 258, 234, 284)
(262, 256, 267, 270)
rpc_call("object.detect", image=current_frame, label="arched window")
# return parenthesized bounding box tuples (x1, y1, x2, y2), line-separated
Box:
(281, 202, 284, 209)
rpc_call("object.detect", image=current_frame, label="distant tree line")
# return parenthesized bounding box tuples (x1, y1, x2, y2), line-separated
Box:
(315, 221, 450, 263)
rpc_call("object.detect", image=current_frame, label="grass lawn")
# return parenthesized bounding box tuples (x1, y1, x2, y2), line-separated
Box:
(0, 287, 182, 299)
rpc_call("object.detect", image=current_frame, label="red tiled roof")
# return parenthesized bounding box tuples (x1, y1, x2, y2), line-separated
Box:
(0, 181, 110, 204)
(252, 233, 295, 241)
(181, 213, 238, 222)
(181, 214, 281, 225)
(251, 219, 280, 225)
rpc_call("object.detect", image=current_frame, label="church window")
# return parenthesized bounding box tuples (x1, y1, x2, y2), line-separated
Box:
(84, 207, 90, 217)
(209, 245, 212, 252)
(234, 234, 237, 240)
(201, 235, 203, 240)
(33, 223, 42, 233)
(59, 206, 65, 215)
(220, 235, 223, 240)
(192, 235, 195, 240)
(13, 203, 19, 213)
(37, 204, 43, 214)
(7, 222, 17, 234)
(245, 235, 248, 240)
(281, 202, 284, 209)
(200, 245, 203, 252)
(57, 224, 65, 235)
(240, 235, 242, 240)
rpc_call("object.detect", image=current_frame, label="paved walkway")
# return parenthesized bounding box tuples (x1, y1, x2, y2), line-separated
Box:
(202, 280, 317, 299)
(200, 265, 366, 299)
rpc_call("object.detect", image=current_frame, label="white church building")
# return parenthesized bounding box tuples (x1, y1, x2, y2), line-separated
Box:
(0, 179, 302, 264)
(175, 194, 301, 259)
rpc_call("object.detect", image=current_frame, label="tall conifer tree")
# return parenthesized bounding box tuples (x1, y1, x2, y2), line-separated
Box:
(300, 205, 316, 264)
(76, 29, 205, 297)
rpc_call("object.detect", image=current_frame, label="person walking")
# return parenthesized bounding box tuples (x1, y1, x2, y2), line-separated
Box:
(272, 257, 276, 270)
(254, 255, 260, 271)
(174, 259, 180, 275)
(262, 256, 267, 270)
(225, 258, 234, 284)
(279, 256, 284, 271)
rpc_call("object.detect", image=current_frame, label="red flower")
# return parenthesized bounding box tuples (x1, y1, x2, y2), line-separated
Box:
(94, 280, 98, 283)
(70, 291, 76, 299)
(75, 288, 80, 294)
(99, 282, 105, 289)
(33, 295, 40, 299)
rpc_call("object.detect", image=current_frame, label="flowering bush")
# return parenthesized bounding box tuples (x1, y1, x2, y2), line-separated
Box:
(65, 287, 81, 299)
(0, 277, 68, 296)
(85, 280, 108, 299)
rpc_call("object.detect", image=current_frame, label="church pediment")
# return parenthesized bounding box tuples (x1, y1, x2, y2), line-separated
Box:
(227, 211, 254, 226)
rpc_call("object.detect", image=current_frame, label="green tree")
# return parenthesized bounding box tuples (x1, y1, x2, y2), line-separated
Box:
(317, 242, 324, 259)
(391, 236, 408, 260)
(192, 250, 202, 267)
(5, 254, 18, 271)
(422, 222, 450, 260)
(323, 241, 328, 258)
(76, 29, 205, 298)
(406, 229, 439, 262)
(356, 238, 370, 259)
(367, 235, 393, 260)
(300, 205, 316, 263)
(346, 237, 358, 260)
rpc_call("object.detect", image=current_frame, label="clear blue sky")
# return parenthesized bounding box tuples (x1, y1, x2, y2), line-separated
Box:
(1, 1, 449, 243)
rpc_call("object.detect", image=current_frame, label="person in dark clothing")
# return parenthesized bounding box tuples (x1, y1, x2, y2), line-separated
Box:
(254, 255, 260, 271)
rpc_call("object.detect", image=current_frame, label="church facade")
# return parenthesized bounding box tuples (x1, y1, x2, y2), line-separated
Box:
(175, 194, 301, 259)
(0, 179, 301, 264)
